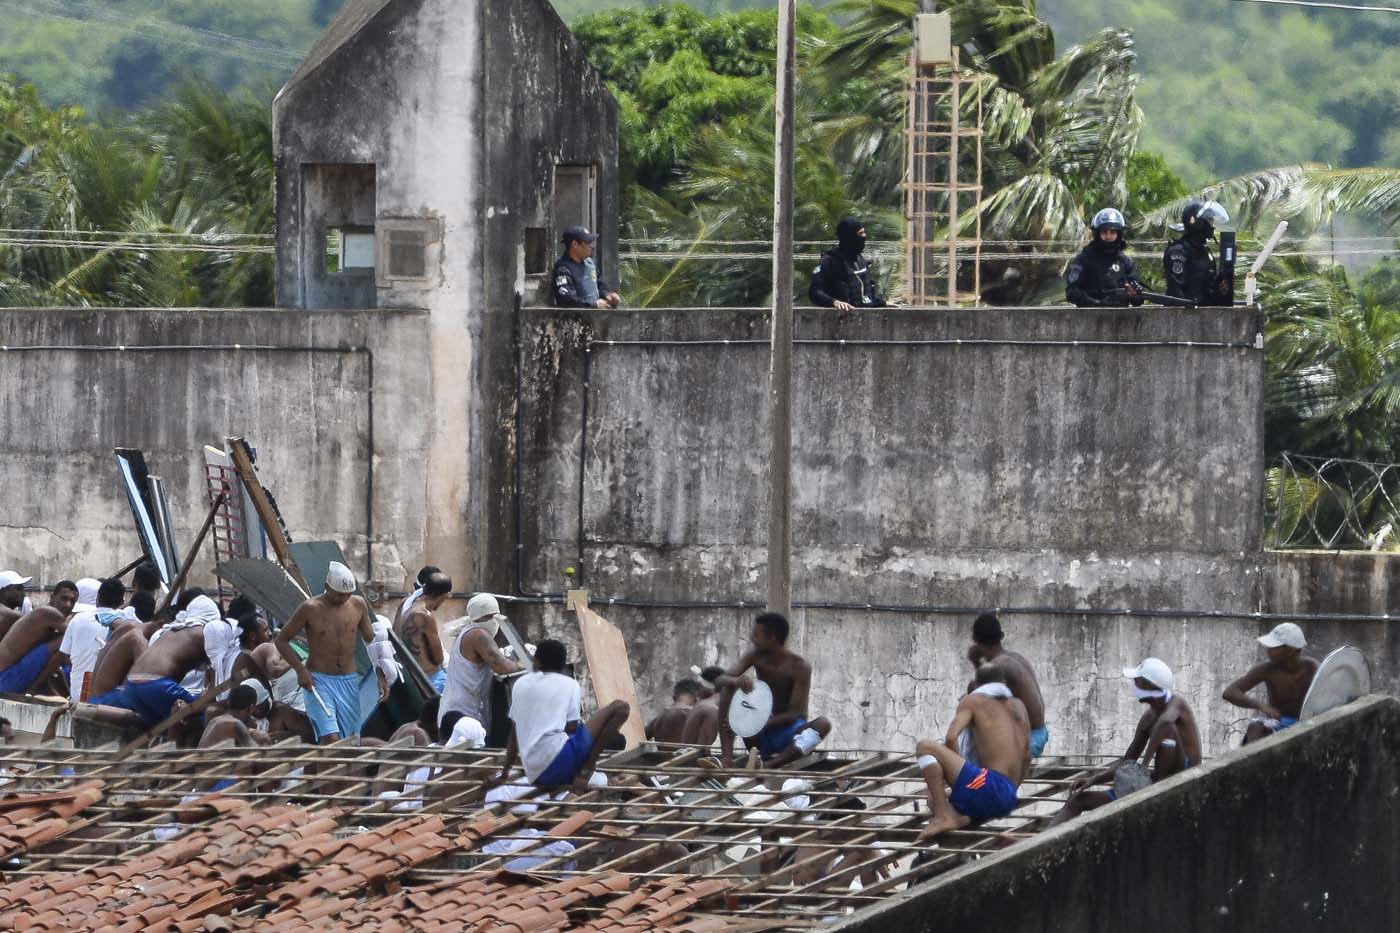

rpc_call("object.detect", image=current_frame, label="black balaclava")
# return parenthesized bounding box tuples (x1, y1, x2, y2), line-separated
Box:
(836, 217, 866, 256)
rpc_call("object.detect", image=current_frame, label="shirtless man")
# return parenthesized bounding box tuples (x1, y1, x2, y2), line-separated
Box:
(88, 624, 150, 699)
(680, 666, 725, 748)
(1223, 622, 1318, 744)
(914, 665, 1030, 840)
(646, 679, 701, 744)
(86, 607, 213, 729)
(1049, 657, 1202, 826)
(199, 683, 270, 748)
(0, 570, 35, 639)
(715, 613, 832, 768)
(0, 604, 68, 695)
(440, 593, 524, 740)
(969, 613, 1048, 757)
(395, 572, 451, 692)
(274, 562, 376, 744)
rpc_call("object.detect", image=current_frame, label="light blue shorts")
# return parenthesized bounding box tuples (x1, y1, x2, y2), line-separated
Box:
(1029, 724, 1050, 758)
(305, 671, 364, 740)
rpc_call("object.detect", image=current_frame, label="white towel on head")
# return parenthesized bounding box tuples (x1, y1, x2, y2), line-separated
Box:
(971, 683, 1013, 700)
(397, 588, 423, 623)
(75, 578, 100, 608)
(445, 716, 487, 749)
(164, 595, 221, 632)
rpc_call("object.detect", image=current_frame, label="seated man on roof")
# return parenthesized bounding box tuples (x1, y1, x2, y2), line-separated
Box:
(199, 681, 272, 749)
(274, 562, 379, 745)
(1049, 657, 1202, 826)
(0, 598, 69, 695)
(498, 638, 630, 789)
(714, 613, 832, 768)
(914, 665, 1030, 841)
(967, 612, 1050, 758)
(85, 594, 222, 731)
(1223, 622, 1318, 745)
(646, 678, 702, 744)
(679, 665, 726, 749)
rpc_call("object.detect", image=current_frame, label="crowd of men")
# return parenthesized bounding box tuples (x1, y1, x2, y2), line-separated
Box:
(0, 563, 1320, 838)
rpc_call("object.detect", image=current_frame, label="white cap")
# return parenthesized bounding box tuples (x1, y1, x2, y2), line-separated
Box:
(1259, 622, 1306, 650)
(466, 593, 506, 624)
(325, 561, 356, 594)
(240, 678, 271, 707)
(0, 571, 31, 589)
(445, 715, 487, 749)
(1122, 657, 1174, 691)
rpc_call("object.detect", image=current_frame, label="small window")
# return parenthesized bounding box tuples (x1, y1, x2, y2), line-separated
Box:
(326, 226, 374, 273)
(375, 218, 441, 285)
(387, 228, 427, 278)
(525, 227, 548, 275)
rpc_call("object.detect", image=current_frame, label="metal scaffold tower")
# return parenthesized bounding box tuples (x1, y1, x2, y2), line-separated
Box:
(904, 12, 984, 307)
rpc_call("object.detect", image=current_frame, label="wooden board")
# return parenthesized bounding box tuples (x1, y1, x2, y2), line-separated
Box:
(574, 606, 647, 749)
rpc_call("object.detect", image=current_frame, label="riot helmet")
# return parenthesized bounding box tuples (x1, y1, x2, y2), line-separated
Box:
(1174, 200, 1229, 238)
(1090, 207, 1126, 249)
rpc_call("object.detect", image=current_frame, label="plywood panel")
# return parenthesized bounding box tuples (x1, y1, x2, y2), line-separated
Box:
(574, 606, 647, 749)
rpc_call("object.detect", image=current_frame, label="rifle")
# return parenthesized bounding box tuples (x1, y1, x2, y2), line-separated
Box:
(1134, 289, 1199, 309)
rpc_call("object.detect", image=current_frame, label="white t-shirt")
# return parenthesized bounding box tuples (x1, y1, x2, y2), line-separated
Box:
(60, 609, 123, 701)
(508, 671, 581, 782)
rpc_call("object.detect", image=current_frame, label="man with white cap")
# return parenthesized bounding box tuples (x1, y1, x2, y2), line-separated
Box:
(0, 570, 32, 626)
(439, 593, 524, 743)
(1048, 657, 1202, 826)
(1224, 622, 1318, 745)
(274, 561, 376, 744)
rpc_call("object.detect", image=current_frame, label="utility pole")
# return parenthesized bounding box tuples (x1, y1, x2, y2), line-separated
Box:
(767, 0, 795, 618)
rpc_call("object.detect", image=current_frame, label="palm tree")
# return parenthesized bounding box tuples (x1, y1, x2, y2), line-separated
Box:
(812, 0, 1142, 299)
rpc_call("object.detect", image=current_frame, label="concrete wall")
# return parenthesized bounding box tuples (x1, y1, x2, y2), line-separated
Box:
(273, 0, 617, 592)
(0, 306, 430, 590)
(834, 695, 1400, 932)
(516, 306, 1288, 757)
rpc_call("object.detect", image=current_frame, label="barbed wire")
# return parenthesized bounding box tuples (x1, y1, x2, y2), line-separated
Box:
(1266, 453, 1400, 549)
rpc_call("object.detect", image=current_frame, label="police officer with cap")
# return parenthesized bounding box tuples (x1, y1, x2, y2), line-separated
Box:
(552, 225, 621, 309)
(1164, 200, 1231, 305)
(809, 217, 888, 310)
(1064, 207, 1144, 308)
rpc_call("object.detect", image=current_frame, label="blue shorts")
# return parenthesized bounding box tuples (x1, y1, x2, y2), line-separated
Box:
(752, 718, 806, 760)
(1261, 716, 1299, 734)
(429, 668, 448, 694)
(948, 761, 1019, 822)
(89, 677, 198, 727)
(535, 724, 594, 786)
(305, 671, 365, 740)
(0, 641, 52, 694)
(1029, 724, 1050, 758)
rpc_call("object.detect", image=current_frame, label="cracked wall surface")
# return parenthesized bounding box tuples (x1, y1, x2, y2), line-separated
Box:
(514, 307, 1395, 758)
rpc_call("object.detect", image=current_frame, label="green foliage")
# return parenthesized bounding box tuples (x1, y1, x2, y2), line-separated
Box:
(0, 78, 274, 307)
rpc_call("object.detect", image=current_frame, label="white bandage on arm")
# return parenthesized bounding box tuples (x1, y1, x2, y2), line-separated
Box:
(917, 754, 938, 771)
(794, 727, 822, 755)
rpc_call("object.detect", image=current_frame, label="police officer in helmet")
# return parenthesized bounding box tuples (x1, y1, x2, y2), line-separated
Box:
(552, 225, 621, 309)
(1064, 207, 1144, 308)
(1164, 200, 1231, 305)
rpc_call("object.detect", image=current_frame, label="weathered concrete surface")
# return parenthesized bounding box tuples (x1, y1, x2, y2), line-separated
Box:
(833, 695, 1400, 932)
(521, 307, 1265, 608)
(274, 0, 617, 591)
(0, 307, 430, 588)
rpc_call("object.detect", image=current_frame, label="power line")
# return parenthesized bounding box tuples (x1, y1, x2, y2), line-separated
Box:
(1232, 0, 1400, 13)
(0, 0, 306, 63)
